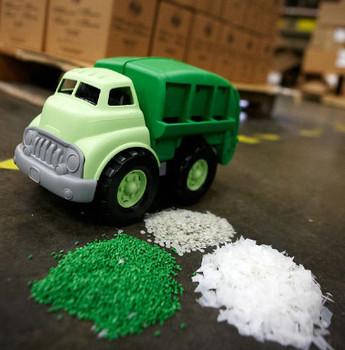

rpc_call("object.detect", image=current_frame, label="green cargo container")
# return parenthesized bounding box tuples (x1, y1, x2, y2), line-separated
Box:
(15, 57, 240, 224)
(95, 57, 240, 165)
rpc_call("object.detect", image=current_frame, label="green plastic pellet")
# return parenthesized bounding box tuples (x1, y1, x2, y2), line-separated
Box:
(180, 322, 187, 330)
(27, 254, 33, 260)
(31, 234, 182, 340)
(153, 330, 161, 337)
(51, 251, 64, 261)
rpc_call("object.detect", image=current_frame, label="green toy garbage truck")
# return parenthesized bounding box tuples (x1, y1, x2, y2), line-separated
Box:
(15, 57, 240, 224)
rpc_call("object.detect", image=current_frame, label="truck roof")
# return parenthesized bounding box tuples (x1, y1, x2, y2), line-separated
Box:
(63, 67, 131, 88)
(95, 57, 230, 86)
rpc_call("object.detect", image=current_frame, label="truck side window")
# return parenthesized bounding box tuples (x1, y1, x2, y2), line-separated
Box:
(108, 87, 133, 106)
(58, 79, 77, 95)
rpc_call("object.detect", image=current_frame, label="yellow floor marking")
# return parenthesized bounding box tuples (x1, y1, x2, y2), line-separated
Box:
(255, 133, 281, 141)
(299, 128, 322, 137)
(238, 135, 261, 144)
(0, 158, 18, 170)
(334, 122, 345, 133)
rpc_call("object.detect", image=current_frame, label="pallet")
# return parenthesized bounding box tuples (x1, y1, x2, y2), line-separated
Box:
(322, 94, 345, 110)
(234, 82, 299, 118)
(0, 45, 90, 72)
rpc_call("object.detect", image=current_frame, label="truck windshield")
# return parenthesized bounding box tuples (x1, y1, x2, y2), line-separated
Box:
(58, 79, 77, 95)
(75, 82, 100, 105)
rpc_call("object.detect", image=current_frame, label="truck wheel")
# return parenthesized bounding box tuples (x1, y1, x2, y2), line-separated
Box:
(97, 149, 159, 225)
(170, 142, 217, 205)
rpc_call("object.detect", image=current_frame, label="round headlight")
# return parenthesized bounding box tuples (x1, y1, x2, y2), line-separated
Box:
(66, 152, 80, 173)
(24, 130, 36, 146)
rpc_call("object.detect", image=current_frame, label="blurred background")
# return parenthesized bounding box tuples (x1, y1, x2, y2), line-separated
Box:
(0, 0, 344, 107)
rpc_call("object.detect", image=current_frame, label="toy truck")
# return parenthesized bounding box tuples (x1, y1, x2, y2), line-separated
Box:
(15, 57, 240, 224)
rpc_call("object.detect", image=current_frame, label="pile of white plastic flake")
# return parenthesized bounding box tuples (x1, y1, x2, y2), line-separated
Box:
(144, 209, 236, 255)
(192, 238, 333, 350)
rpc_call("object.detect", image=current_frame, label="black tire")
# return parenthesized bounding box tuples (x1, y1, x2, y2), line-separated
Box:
(96, 149, 159, 225)
(169, 140, 217, 205)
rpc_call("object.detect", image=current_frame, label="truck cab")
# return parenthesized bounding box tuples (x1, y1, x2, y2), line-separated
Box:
(15, 67, 156, 209)
(39, 68, 147, 144)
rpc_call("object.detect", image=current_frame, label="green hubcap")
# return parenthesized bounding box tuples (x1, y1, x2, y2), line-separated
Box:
(187, 159, 208, 191)
(117, 170, 147, 208)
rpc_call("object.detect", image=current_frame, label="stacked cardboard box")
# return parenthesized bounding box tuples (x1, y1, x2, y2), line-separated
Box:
(0, 1, 2, 43)
(151, 1, 192, 60)
(0, 0, 47, 51)
(211, 0, 280, 83)
(180, 0, 280, 83)
(185, 13, 221, 70)
(194, 0, 223, 17)
(0, 0, 281, 85)
(45, 0, 157, 63)
(303, 0, 345, 74)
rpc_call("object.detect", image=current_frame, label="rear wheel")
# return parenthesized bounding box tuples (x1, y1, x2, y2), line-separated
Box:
(96, 149, 159, 225)
(169, 140, 217, 205)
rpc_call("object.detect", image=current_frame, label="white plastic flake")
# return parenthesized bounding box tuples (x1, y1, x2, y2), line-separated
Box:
(192, 238, 333, 350)
(144, 209, 236, 255)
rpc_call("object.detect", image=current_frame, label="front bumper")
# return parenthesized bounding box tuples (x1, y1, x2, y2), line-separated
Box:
(15, 144, 97, 203)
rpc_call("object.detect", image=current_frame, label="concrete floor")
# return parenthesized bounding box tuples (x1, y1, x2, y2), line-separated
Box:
(0, 92, 344, 350)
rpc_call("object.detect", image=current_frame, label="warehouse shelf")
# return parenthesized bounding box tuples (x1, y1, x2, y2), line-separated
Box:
(234, 82, 280, 96)
(281, 7, 318, 18)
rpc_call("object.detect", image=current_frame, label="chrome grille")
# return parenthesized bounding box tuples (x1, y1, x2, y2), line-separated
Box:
(23, 127, 84, 178)
(32, 134, 64, 167)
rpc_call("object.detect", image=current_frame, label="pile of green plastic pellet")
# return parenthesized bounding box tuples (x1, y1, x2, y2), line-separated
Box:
(31, 234, 183, 339)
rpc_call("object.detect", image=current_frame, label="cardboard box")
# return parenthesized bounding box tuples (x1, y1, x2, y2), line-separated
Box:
(238, 31, 257, 58)
(226, 53, 242, 82)
(46, 0, 157, 63)
(237, 56, 255, 83)
(222, 0, 245, 26)
(0, 0, 47, 51)
(260, 37, 275, 60)
(241, 0, 280, 34)
(194, 0, 223, 17)
(318, 1, 345, 27)
(185, 13, 221, 70)
(242, 1, 258, 32)
(174, 0, 194, 8)
(303, 47, 345, 74)
(254, 61, 269, 84)
(211, 24, 267, 83)
(0, 0, 2, 44)
(151, 1, 192, 60)
(213, 24, 238, 78)
(311, 25, 345, 51)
